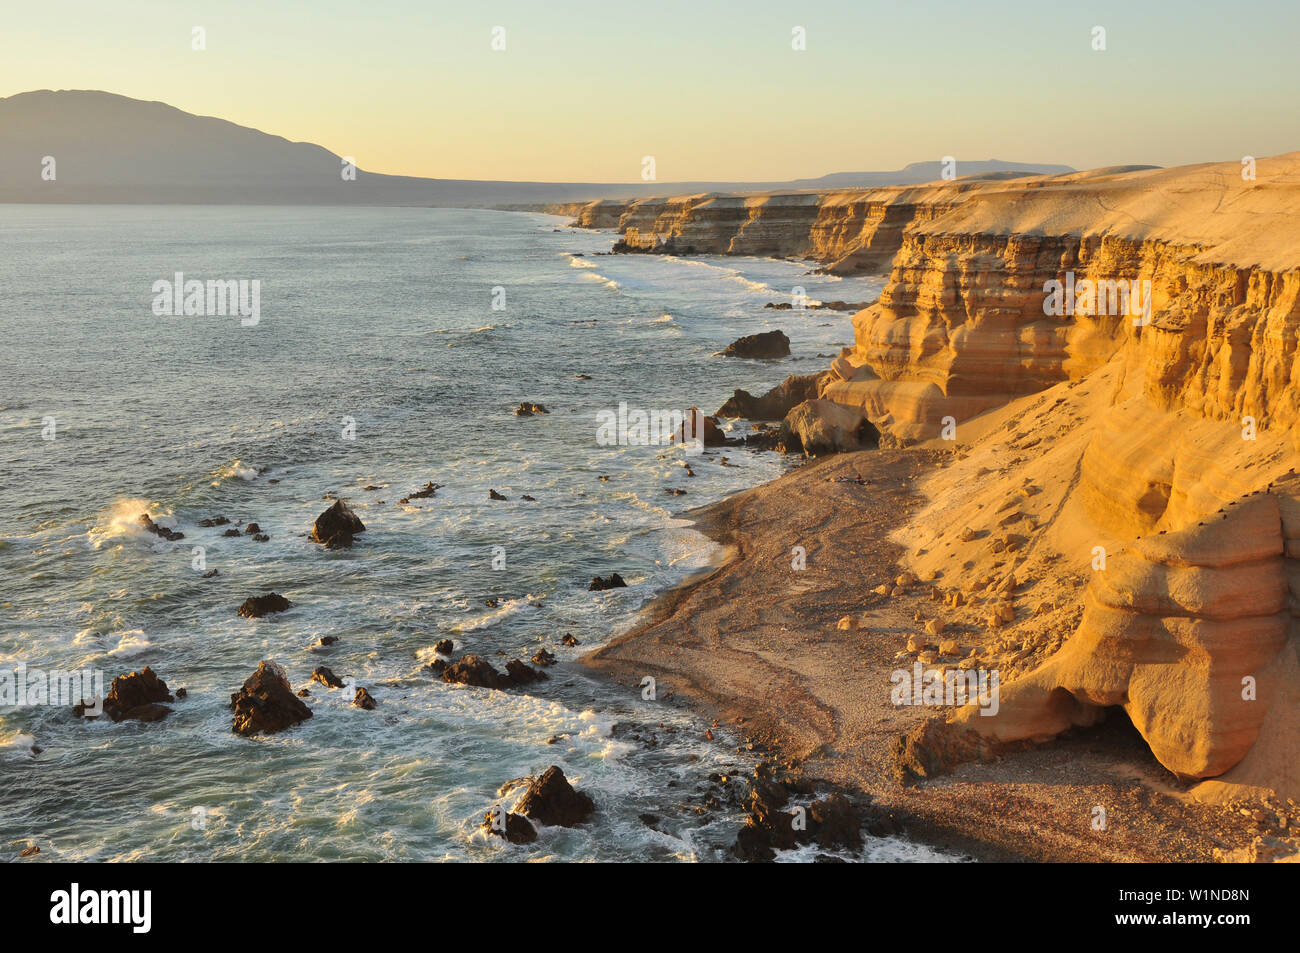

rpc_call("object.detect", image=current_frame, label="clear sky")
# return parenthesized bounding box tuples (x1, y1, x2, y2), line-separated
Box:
(2, 0, 1296, 182)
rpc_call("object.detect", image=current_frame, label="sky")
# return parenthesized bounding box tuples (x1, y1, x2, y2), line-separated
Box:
(2, 0, 1297, 183)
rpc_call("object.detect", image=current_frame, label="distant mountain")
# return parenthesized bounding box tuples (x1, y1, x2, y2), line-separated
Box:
(786, 160, 1076, 189)
(0, 90, 1078, 205)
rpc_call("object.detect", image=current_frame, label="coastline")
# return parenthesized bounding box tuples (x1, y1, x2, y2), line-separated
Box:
(584, 449, 1264, 862)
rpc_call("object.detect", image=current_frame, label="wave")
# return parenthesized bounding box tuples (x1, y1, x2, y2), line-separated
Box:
(209, 458, 259, 487)
(88, 498, 164, 549)
(445, 594, 544, 633)
(579, 271, 622, 293)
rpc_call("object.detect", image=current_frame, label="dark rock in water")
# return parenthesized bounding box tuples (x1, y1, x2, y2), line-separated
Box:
(82, 666, 174, 722)
(521, 494, 536, 502)
(315, 635, 340, 647)
(311, 499, 365, 549)
(311, 666, 344, 689)
(434, 639, 455, 655)
(244, 523, 262, 535)
(19, 845, 39, 857)
(442, 654, 548, 690)
(407, 481, 441, 500)
(425, 658, 448, 676)
(515, 766, 595, 828)
(223, 528, 242, 537)
(716, 371, 829, 421)
(560, 633, 580, 647)
(489, 489, 508, 501)
(531, 648, 557, 667)
(201, 569, 219, 578)
(665, 488, 687, 496)
(353, 687, 377, 710)
(505, 659, 548, 685)
(237, 592, 292, 619)
(251, 533, 270, 542)
(230, 661, 312, 736)
(588, 573, 628, 592)
(674, 408, 731, 447)
(514, 402, 549, 416)
(122, 702, 172, 722)
(482, 808, 537, 844)
(809, 793, 862, 851)
(442, 654, 509, 690)
(730, 767, 869, 861)
(484, 598, 500, 608)
(297, 688, 311, 697)
(199, 516, 230, 527)
(138, 513, 184, 542)
(175, 688, 188, 699)
(719, 330, 790, 359)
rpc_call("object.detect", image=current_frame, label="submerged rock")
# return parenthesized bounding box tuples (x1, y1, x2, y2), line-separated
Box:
(237, 592, 292, 619)
(514, 402, 549, 416)
(231, 661, 312, 737)
(489, 489, 508, 501)
(311, 500, 366, 549)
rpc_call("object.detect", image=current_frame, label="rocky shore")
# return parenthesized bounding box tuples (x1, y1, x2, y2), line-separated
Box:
(583, 153, 1300, 862)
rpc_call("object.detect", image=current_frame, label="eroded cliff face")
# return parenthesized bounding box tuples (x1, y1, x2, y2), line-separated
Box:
(836, 153, 1300, 803)
(565, 181, 992, 271)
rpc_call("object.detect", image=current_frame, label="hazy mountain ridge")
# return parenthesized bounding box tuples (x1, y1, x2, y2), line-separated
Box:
(0, 90, 1077, 206)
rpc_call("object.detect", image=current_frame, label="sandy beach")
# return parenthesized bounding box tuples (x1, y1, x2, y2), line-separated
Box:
(585, 448, 1291, 861)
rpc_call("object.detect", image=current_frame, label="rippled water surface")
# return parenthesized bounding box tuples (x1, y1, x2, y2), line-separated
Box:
(0, 205, 926, 861)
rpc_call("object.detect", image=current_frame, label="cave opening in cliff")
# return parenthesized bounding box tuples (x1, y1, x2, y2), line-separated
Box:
(1064, 704, 1163, 770)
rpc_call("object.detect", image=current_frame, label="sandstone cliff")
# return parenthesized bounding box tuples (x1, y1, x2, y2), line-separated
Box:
(845, 153, 1300, 804)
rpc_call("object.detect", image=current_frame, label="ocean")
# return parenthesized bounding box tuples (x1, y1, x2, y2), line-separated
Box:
(0, 204, 944, 861)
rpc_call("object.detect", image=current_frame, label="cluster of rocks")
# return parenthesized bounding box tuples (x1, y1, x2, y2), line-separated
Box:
(399, 482, 440, 502)
(430, 654, 548, 690)
(514, 402, 549, 416)
(588, 572, 627, 592)
(482, 765, 596, 844)
(138, 513, 183, 542)
(764, 300, 872, 312)
(731, 764, 902, 862)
